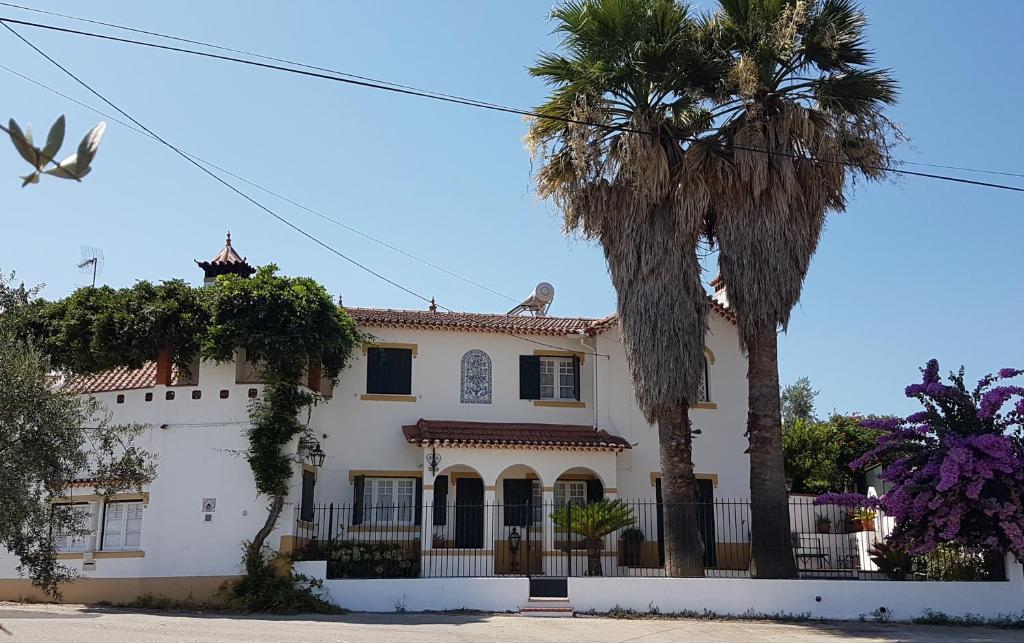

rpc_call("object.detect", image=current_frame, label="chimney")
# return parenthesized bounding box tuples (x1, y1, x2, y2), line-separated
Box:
(710, 274, 729, 307)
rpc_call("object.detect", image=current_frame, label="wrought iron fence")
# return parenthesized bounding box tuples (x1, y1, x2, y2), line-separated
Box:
(291, 499, 1006, 582)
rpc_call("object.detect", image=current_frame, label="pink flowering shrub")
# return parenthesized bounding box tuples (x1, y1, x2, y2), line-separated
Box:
(846, 360, 1024, 558)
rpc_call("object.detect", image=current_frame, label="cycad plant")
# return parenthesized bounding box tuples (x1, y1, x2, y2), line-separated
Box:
(680, 0, 899, 578)
(551, 500, 637, 576)
(528, 0, 726, 578)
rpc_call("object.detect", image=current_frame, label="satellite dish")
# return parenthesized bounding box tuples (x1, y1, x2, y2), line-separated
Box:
(77, 245, 104, 288)
(507, 282, 555, 317)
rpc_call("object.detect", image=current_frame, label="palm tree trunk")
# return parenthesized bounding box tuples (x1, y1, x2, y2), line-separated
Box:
(584, 538, 604, 576)
(746, 325, 798, 579)
(657, 403, 705, 577)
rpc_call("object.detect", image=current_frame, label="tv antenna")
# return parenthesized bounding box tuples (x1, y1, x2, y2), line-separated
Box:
(77, 246, 104, 288)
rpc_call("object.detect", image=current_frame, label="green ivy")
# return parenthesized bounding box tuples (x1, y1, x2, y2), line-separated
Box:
(19, 264, 359, 609)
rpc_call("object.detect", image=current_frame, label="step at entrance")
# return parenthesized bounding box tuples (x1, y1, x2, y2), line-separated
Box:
(519, 598, 573, 618)
(522, 577, 572, 617)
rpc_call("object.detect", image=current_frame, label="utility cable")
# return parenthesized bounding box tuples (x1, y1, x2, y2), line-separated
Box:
(0, 31, 607, 357)
(0, 62, 516, 303)
(1, 15, 1023, 193)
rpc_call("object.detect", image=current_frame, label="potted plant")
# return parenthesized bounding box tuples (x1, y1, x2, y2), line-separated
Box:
(868, 541, 913, 580)
(851, 508, 876, 532)
(551, 500, 636, 576)
(621, 527, 645, 566)
(815, 514, 832, 534)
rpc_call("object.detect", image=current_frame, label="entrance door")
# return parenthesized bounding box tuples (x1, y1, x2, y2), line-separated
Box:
(655, 477, 717, 567)
(455, 477, 484, 548)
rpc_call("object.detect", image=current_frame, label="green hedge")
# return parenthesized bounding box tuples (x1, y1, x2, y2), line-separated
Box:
(320, 541, 420, 579)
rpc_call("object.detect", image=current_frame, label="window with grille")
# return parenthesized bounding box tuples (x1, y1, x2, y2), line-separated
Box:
(362, 478, 416, 524)
(101, 501, 144, 551)
(697, 356, 710, 403)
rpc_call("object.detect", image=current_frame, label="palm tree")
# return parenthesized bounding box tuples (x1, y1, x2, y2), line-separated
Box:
(681, 0, 899, 577)
(551, 500, 637, 576)
(528, 0, 725, 577)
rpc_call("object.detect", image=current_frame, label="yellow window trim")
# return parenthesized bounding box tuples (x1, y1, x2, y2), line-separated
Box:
(650, 472, 719, 487)
(348, 470, 422, 481)
(360, 394, 416, 402)
(692, 402, 717, 410)
(533, 400, 586, 409)
(362, 342, 418, 357)
(57, 551, 145, 560)
(301, 463, 318, 475)
(533, 349, 585, 365)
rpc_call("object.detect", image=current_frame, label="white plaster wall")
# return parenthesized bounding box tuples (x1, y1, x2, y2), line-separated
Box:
(569, 563, 1024, 621)
(595, 312, 751, 501)
(0, 360, 293, 580)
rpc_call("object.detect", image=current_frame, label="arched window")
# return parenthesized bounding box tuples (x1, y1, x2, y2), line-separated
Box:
(460, 349, 492, 404)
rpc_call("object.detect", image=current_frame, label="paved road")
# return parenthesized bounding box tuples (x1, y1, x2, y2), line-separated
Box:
(0, 603, 1018, 642)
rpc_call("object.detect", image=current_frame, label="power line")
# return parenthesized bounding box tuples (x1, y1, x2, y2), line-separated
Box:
(0, 28, 606, 358)
(1, 14, 1023, 193)
(0, 21, 437, 307)
(0, 2, 516, 113)
(0, 63, 517, 303)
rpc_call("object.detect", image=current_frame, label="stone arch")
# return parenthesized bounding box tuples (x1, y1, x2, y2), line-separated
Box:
(460, 349, 492, 404)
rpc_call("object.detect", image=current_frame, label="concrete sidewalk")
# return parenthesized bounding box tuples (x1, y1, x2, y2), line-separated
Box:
(0, 603, 1018, 642)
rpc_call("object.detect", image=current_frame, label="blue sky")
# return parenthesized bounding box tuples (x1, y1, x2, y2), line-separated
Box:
(1, 1, 1021, 417)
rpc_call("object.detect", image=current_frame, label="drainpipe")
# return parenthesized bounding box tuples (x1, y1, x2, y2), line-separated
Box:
(579, 334, 599, 428)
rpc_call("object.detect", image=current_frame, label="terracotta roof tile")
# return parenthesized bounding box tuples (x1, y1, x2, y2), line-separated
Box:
(402, 418, 631, 451)
(345, 307, 597, 336)
(66, 363, 186, 394)
(346, 295, 735, 337)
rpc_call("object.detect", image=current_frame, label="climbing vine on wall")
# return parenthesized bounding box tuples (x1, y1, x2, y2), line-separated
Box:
(19, 264, 360, 604)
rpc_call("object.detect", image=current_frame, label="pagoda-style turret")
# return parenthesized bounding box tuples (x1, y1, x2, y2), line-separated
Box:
(195, 232, 256, 286)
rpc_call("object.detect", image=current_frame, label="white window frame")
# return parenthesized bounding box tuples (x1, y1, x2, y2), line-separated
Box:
(531, 480, 543, 524)
(55, 502, 97, 553)
(539, 357, 576, 401)
(362, 477, 416, 525)
(101, 501, 144, 552)
(553, 480, 586, 507)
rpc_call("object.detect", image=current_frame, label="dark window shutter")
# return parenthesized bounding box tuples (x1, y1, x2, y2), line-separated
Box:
(503, 479, 533, 526)
(572, 355, 581, 401)
(432, 475, 449, 526)
(352, 475, 365, 525)
(367, 347, 413, 395)
(300, 469, 316, 522)
(519, 355, 541, 400)
(586, 478, 604, 503)
(414, 477, 423, 525)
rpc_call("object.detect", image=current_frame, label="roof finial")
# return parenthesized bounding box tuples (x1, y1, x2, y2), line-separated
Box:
(225, 230, 232, 247)
(337, 293, 344, 308)
(429, 297, 437, 313)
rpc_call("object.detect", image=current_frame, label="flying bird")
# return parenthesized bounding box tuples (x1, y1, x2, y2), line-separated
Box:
(5, 116, 106, 186)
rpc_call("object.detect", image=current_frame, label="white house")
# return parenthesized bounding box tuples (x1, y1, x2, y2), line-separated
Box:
(5, 236, 1019, 619)
(0, 234, 750, 603)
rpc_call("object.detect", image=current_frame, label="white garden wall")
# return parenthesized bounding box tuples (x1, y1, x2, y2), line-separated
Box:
(569, 569, 1024, 621)
(297, 561, 527, 612)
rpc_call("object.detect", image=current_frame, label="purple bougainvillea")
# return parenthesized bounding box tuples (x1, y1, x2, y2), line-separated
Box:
(839, 360, 1024, 558)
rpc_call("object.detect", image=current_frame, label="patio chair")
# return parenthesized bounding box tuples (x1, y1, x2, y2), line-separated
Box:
(793, 534, 831, 569)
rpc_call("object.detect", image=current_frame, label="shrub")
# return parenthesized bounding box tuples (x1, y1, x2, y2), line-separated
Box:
(321, 541, 420, 579)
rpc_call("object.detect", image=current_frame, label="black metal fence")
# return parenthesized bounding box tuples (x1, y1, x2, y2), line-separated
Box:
(291, 499, 1006, 582)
